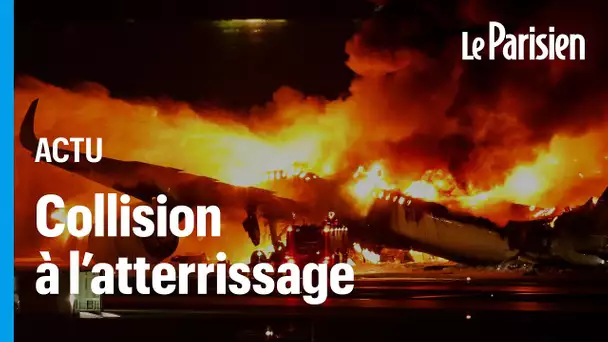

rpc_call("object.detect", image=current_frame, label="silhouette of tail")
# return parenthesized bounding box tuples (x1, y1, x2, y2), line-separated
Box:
(19, 99, 40, 153)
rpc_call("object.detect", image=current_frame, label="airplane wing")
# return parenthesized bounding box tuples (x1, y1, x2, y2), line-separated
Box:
(20, 99, 309, 258)
(364, 191, 515, 265)
(365, 188, 608, 267)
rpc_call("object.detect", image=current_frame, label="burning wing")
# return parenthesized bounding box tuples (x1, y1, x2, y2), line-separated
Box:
(363, 192, 517, 265)
(363, 189, 608, 268)
(20, 99, 307, 261)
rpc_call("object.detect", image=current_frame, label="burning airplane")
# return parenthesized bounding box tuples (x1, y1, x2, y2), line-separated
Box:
(19, 99, 608, 268)
(14, 0, 608, 270)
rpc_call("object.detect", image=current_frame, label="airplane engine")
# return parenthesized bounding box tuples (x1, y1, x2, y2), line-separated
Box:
(140, 234, 180, 262)
(87, 215, 179, 264)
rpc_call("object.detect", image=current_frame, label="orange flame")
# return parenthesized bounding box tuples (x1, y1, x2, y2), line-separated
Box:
(352, 242, 380, 264)
(14, 76, 608, 258)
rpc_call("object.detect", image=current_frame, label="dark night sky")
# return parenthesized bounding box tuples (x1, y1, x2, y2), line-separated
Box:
(15, 0, 378, 109)
(15, 0, 377, 21)
(15, 0, 608, 115)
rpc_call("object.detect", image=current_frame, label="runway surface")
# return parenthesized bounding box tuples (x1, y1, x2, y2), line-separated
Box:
(15, 266, 608, 341)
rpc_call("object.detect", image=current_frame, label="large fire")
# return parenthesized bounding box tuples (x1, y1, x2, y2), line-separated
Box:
(14, 76, 608, 261)
(352, 243, 380, 264)
(14, 3, 608, 262)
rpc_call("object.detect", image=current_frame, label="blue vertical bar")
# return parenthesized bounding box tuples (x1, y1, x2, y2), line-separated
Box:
(1, 0, 15, 340)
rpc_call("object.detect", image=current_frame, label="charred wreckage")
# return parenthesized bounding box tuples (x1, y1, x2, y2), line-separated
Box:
(20, 99, 608, 270)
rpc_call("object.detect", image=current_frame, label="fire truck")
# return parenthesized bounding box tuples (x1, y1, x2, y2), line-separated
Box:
(283, 212, 350, 267)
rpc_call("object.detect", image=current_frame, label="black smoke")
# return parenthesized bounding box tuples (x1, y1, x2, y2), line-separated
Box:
(347, 0, 608, 188)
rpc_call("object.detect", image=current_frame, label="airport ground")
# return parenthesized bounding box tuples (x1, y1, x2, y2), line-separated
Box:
(14, 262, 608, 341)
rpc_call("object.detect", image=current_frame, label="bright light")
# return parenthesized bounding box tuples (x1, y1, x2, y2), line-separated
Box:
(101, 312, 120, 318)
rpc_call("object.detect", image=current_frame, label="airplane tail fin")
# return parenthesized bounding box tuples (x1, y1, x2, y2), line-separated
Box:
(20, 99, 40, 153)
